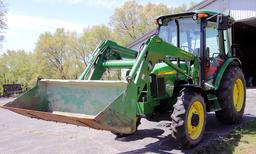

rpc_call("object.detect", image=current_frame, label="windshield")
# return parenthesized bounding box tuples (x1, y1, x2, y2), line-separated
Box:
(158, 17, 201, 55)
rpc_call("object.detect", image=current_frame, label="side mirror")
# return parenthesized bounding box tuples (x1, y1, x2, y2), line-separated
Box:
(217, 15, 229, 30)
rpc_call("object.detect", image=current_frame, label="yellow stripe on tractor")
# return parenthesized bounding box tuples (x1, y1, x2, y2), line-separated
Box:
(158, 71, 177, 75)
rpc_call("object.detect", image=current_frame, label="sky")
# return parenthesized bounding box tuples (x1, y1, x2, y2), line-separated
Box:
(2, 0, 202, 52)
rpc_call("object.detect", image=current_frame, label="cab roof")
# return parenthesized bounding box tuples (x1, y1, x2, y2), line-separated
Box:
(156, 10, 234, 22)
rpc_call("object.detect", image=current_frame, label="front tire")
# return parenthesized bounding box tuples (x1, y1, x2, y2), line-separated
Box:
(170, 90, 206, 148)
(215, 66, 246, 124)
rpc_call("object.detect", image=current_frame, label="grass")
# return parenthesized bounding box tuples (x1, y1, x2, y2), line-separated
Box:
(194, 118, 256, 154)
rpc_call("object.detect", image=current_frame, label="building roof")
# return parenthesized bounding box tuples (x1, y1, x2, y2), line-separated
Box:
(126, 29, 156, 49)
(235, 17, 256, 28)
(187, 0, 217, 11)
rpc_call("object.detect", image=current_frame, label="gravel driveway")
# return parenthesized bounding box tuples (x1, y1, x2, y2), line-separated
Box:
(0, 89, 255, 154)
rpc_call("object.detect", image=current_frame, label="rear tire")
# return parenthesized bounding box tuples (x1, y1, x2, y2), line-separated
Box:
(170, 90, 206, 148)
(215, 66, 246, 124)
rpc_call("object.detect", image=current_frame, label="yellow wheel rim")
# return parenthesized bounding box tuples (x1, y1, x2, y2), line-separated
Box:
(233, 79, 245, 112)
(187, 101, 205, 140)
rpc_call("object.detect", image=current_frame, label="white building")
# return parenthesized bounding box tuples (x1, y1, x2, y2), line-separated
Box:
(188, 0, 256, 20)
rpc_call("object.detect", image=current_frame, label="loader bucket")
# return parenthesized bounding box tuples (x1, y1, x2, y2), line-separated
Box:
(1, 79, 138, 134)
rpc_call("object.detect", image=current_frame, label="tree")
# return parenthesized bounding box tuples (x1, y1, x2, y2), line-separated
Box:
(67, 25, 112, 67)
(110, 1, 142, 45)
(138, 3, 170, 35)
(0, 0, 6, 48)
(35, 28, 87, 80)
(67, 31, 89, 67)
(83, 25, 113, 51)
(109, 1, 194, 45)
(110, 1, 169, 45)
(0, 50, 36, 94)
(35, 29, 67, 79)
(0, 55, 7, 95)
(171, 2, 197, 13)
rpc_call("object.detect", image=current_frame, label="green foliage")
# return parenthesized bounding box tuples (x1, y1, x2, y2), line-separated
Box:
(0, 50, 36, 94)
(0, 0, 6, 31)
(34, 28, 84, 79)
(83, 25, 113, 51)
(34, 25, 113, 80)
(67, 25, 113, 67)
(110, 1, 195, 45)
(0, 0, 6, 47)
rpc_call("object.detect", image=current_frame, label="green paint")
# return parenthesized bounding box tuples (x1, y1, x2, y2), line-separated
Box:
(102, 60, 135, 68)
(163, 60, 191, 79)
(207, 93, 221, 111)
(214, 58, 241, 90)
(9, 80, 127, 115)
(79, 40, 137, 80)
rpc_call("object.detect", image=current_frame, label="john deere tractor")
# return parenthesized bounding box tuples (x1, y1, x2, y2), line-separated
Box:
(1, 10, 246, 148)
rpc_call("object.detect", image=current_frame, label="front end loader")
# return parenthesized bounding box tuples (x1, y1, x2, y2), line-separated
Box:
(1, 10, 246, 148)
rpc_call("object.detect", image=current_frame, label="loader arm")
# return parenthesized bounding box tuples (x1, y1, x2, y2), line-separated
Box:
(79, 40, 137, 80)
(127, 35, 199, 85)
(79, 35, 199, 85)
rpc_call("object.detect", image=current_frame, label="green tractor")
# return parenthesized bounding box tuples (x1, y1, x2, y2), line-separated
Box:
(1, 10, 246, 148)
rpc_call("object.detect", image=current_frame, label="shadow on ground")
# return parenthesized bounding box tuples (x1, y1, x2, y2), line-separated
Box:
(117, 132, 182, 154)
(115, 113, 256, 154)
(194, 116, 256, 153)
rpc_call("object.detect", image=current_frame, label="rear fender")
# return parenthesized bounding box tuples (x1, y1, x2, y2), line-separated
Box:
(213, 58, 241, 90)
